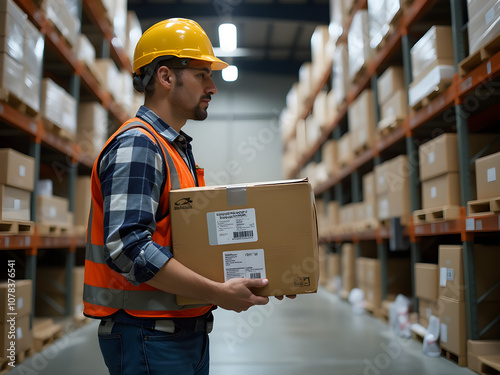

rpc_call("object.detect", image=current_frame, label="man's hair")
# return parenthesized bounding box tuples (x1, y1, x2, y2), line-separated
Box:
(133, 57, 186, 97)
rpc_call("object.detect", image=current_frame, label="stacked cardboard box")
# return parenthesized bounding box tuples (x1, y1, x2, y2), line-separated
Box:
(375, 155, 411, 223)
(377, 66, 408, 132)
(37, 0, 79, 47)
(311, 26, 333, 84)
(337, 132, 353, 168)
(340, 243, 356, 298)
(408, 26, 455, 108)
(438, 245, 467, 361)
(325, 252, 341, 293)
(415, 263, 439, 328)
(332, 44, 350, 105)
(467, 0, 500, 55)
(347, 10, 373, 82)
(126, 11, 142, 63)
(77, 102, 108, 160)
(475, 151, 500, 201)
(0, 149, 35, 224)
(367, 0, 407, 49)
(40, 78, 77, 137)
(356, 257, 381, 309)
(322, 139, 338, 178)
(36, 180, 73, 235)
(348, 89, 376, 153)
(0, 2, 43, 113)
(0, 280, 33, 359)
(329, 0, 348, 44)
(362, 171, 378, 226)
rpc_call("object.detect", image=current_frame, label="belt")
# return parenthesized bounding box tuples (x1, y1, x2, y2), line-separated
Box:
(99, 313, 213, 335)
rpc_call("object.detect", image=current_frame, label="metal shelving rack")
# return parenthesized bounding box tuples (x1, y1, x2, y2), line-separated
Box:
(287, 0, 500, 341)
(0, 0, 132, 323)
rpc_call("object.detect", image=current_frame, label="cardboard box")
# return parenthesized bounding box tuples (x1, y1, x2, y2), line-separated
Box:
(321, 139, 338, 177)
(36, 195, 69, 224)
(475, 151, 500, 200)
(0, 149, 35, 191)
(0, 315, 32, 355)
(337, 132, 353, 167)
(377, 189, 411, 221)
(364, 258, 381, 308)
(327, 200, 339, 230)
(439, 296, 467, 358)
(355, 257, 366, 288)
(77, 102, 108, 159)
(0, 0, 26, 62)
(468, 0, 500, 55)
(0, 52, 23, 99)
(332, 44, 350, 103)
(410, 26, 454, 82)
(0, 184, 31, 221)
(380, 89, 408, 123)
(439, 245, 464, 301)
(349, 89, 376, 151)
(419, 133, 500, 182)
(415, 263, 439, 301)
(0, 280, 32, 321)
(375, 155, 409, 197)
(363, 171, 376, 202)
(467, 340, 500, 374)
(348, 10, 373, 81)
(23, 20, 43, 112)
(341, 243, 356, 295)
(169, 179, 318, 304)
(378, 66, 405, 106)
(421, 173, 461, 209)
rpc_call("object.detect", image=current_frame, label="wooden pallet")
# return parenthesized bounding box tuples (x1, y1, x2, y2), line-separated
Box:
(410, 324, 426, 344)
(0, 87, 39, 118)
(440, 347, 467, 367)
(458, 33, 500, 77)
(410, 80, 452, 110)
(33, 318, 63, 352)
(36, 222, 73, 237)
(478, 354, 500, 375)
(412, 206, 461, 224)
(377, 115, 405, 136)
(353, 218, 380, 233)
(0, 220, 35, 235)
(339, 289, 350, 301)
(467, 196, 500, 217)
(42, 118, 76, 142)
(16, 347, 35, 364)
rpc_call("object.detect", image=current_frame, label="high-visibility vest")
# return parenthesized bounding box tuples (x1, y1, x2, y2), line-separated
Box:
(83, 118, 213, 319)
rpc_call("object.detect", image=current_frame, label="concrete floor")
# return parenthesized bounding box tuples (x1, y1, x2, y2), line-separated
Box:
(9, 288, 476, 375)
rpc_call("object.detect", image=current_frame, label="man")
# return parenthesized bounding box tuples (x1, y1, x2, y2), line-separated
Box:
(83, 19, 272, 375)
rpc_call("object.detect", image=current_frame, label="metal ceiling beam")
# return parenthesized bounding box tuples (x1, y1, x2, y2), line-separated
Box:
(230, 58, 302, 75)
(129, 3, 329, 23)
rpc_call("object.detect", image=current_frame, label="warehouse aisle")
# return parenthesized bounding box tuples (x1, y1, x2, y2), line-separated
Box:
(9, 289, 475, 375)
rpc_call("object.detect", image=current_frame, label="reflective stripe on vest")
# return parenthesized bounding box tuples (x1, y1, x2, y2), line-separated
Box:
(83, 119, 212, 319)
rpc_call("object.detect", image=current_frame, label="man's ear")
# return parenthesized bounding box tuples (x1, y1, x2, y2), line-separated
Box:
(157, 66, 173, 88)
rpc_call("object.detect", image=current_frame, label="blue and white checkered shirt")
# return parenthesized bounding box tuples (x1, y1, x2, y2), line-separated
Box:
(98, 106, 196, 286)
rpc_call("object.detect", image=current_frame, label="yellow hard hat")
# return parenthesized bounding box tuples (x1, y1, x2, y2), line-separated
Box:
(133, 18, 228, 73)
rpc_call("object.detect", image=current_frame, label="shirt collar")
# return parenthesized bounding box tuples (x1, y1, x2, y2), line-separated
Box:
(136, 105, 193, 144)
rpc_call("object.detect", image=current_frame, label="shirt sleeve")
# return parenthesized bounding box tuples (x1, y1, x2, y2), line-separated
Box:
(98, 129, 172, 285)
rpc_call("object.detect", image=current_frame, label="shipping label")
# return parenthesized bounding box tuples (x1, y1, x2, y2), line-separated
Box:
(207, 209, 258, 246)
(222, 249, 266, 281)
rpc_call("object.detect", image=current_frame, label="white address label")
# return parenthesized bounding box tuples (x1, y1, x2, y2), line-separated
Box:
(207, 209, 258, 246)
(223, 249, 266, 281)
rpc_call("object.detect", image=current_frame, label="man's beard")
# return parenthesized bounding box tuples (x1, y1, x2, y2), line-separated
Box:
(192, 104, 208, 121)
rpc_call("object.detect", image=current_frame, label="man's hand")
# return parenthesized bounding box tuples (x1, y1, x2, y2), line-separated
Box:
(274, 295, 297, 301)
(211, 278, 270, 313)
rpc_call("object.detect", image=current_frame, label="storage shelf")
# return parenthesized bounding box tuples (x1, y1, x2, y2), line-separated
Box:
(14, 0, 129, 125)
(413, 219, 463, 237)
(319, 226, 397, 244)
(0, 234, 85, 251)
(465, 215, 500, 233)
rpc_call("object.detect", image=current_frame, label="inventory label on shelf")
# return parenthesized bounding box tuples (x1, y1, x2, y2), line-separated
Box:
(487, 167, 497, 183)
(440, 323, 448, 343)
(222, 249, 266, 281)
(466, 218, 475, 231)
(440, 267, 448, 286)
(476, 220, 483, 231)
(207, 209, 257, 245)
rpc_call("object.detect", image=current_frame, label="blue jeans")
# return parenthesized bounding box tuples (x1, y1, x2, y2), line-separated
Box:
(98, 321, 210, 375)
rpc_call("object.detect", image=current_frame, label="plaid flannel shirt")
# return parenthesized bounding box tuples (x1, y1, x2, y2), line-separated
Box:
(98, 106, 196, 286)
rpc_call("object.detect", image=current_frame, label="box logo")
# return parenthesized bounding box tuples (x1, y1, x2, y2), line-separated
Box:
(294, 277, 310, 287)
(174, 197, 193, 210)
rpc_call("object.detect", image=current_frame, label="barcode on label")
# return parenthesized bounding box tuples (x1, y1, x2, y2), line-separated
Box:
(249, 273, 261, 279)
(233, 230, 253, 239)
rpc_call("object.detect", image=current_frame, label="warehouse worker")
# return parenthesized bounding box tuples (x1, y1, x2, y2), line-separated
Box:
(83, 18, 271, 375)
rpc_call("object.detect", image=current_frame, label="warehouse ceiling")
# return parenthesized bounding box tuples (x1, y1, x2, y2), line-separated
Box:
(127, 0, 330, 75)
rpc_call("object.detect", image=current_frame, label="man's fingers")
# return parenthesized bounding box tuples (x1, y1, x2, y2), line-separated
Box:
(253, 296, 270, 305)
(245, 278, 269, 288)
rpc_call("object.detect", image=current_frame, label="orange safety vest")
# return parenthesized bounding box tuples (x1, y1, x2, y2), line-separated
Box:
(83, 118, 213, 319)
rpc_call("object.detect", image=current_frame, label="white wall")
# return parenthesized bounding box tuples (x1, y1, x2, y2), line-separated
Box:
(183, 71, 296, 185)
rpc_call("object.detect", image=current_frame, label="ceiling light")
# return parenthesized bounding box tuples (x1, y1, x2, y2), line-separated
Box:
(219, 23, 237, 52)
(222, 65, 238, 82)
